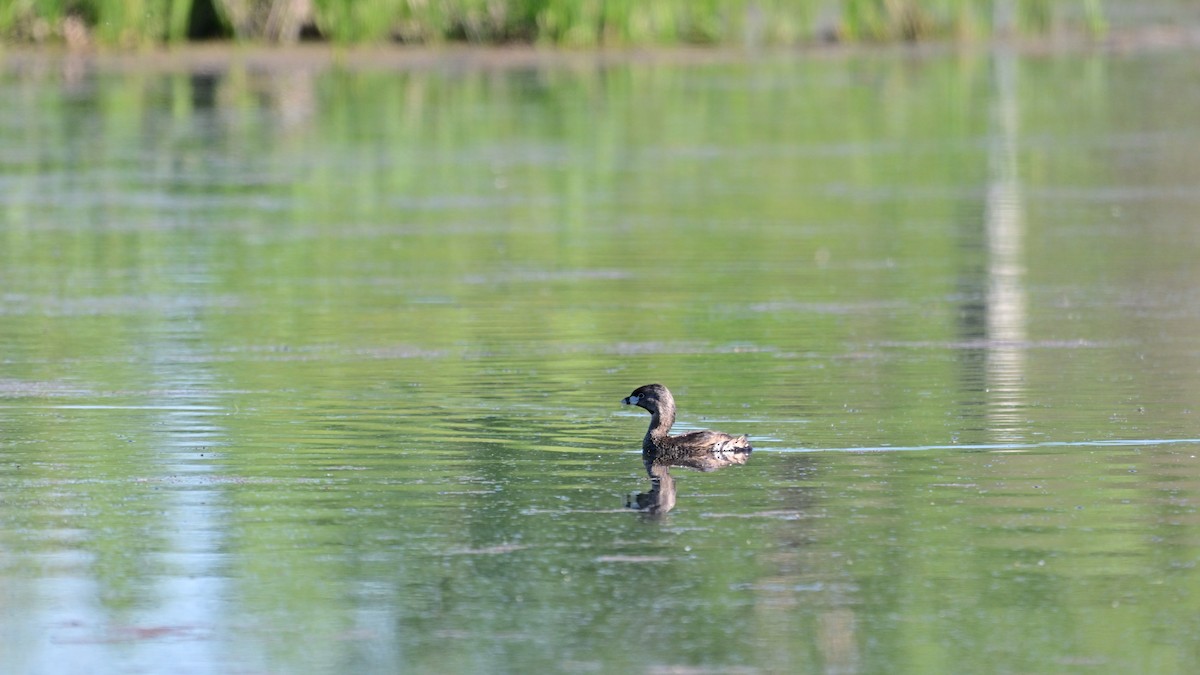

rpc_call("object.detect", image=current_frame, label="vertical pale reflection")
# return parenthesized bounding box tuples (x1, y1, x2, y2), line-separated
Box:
(985, 47, 1027, 441)
(142, 391, 227, 672)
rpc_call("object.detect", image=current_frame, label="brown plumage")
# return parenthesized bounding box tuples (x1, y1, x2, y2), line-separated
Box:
(621, 383, 752, 476)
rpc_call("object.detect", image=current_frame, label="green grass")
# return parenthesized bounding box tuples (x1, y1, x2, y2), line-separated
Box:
(0, 0, 1109, 47)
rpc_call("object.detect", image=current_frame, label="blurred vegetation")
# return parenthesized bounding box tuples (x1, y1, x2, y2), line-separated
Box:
(0, 0, 1109, 47)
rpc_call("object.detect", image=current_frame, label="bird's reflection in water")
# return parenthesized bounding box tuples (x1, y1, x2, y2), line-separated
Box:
(626, 464, 676, 514)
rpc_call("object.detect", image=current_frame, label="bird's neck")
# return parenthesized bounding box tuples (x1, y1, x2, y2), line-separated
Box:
(647, 407, 675, 439)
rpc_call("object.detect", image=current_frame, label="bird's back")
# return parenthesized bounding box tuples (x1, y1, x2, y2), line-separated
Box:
(656, 429, 752, 472)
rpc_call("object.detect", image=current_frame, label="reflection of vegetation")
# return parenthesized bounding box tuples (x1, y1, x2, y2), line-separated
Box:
(4, 49, 1200, 673)
(1, 0, 1110, 46)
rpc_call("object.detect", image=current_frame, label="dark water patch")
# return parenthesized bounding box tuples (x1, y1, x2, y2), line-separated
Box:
(746, 300, 911, 315)
(445, 543, 528, 556)
(701, 510, 813, 521)
(866, 338, 1129, 350)
(50, 622, 213, 645)
(461, 268, 631, 285)
(0, 293, 244, 317)
(593, 554, 672, 563)
(0, 379, 98, 398)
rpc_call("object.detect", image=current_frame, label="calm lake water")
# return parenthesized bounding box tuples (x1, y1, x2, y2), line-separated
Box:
(3, 45, 1200, 674)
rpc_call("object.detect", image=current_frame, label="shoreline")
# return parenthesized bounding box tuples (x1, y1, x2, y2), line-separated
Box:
(2, 24, 1199, 75)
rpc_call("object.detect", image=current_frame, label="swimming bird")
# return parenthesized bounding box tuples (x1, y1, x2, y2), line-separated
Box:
(621, 384, 752, 512)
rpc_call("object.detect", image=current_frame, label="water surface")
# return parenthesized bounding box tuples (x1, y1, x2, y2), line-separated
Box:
(3, 46, 1200, 673)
